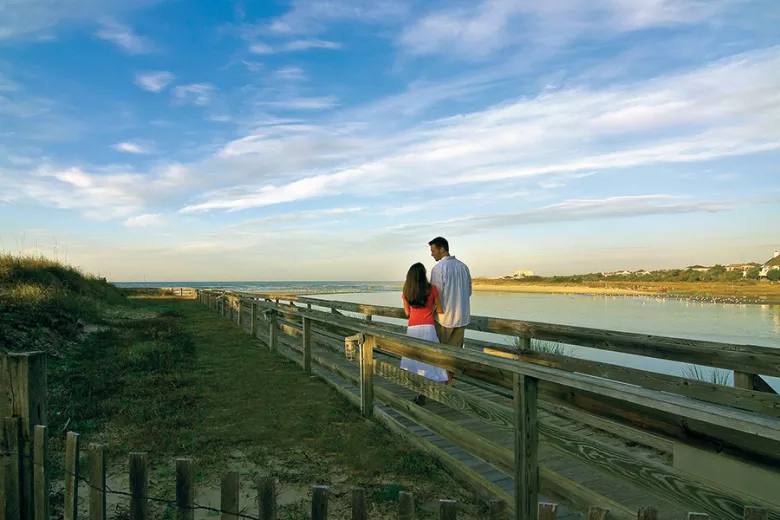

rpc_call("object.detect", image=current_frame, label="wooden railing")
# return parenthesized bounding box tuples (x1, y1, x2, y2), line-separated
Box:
(197, 290, 780, 520)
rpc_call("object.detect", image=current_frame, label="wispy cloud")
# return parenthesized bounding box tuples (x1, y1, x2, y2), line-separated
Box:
(135, 71, 175, 93)
(250, 39, 341, 54)
(399, 0, 738, 59)
(260, 96, 338, 110)
(378, 195, 733, 237)
(124, 213, 164, 227)
(257, 0, 409, 35)
(113, 141, 152, 154)
(172, 84, 216, 106)
(273, 66, 306, 82)
(230, 207, 363, 227)
(95, 19, 154, 54)
(179, 47, 780, 213)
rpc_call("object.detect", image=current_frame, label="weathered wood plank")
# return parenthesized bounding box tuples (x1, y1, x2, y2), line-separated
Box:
(130, 452, 148, 520)
(361, 335, 374, 418)
(440, 500, 457, 520)
(312, 486, 328, 520)
(515, 374, 538, 520)
(351, 488, 366, 520)
(221, 470, 239, 520)
(539, 503, 558, 520)
(64, 431, 79, 520)
(3, 417, 22, 520)
(89, 443, 107, 520)
(176, 458, 194, 520)
(257, 476, 276, 520)
(33, 425, 49, 520)
(303, 317, 312, 373)
(399, 491, 414, 520)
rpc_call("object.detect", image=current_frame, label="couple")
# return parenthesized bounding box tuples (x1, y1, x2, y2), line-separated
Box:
(400, 237, 471, 397)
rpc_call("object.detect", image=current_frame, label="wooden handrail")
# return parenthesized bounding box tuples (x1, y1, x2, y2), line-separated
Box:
(244, 293, 780, 378)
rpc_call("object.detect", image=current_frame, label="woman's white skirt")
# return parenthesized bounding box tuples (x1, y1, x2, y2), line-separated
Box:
(400, 324, 449, 382)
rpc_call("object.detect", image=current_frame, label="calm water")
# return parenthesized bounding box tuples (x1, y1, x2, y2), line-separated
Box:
(310, 291, 780, 391)
(117, 281, 780, 391)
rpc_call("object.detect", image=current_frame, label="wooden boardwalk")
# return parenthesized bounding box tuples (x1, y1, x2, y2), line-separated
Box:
(271, 326, 688, 520)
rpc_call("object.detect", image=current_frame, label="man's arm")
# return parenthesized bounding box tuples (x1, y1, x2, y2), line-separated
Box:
(431, 264, 444, 294)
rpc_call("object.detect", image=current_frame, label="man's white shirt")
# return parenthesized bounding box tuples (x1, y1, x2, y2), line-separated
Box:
(431, 256, 472, 328)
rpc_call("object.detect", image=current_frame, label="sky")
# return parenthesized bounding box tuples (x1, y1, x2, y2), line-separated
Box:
(0, 0, 779, 282)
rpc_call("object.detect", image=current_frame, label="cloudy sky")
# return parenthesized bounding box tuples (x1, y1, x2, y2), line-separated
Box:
(1, 0, 778, 282)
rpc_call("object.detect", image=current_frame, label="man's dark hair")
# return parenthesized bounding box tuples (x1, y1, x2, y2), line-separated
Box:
(428, 237, 449, 251)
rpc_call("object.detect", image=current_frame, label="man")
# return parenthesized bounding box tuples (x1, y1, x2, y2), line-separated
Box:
(429, 237, 472, 385)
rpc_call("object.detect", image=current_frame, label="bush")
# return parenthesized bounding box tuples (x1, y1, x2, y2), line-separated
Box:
(768, 269, 780, 282)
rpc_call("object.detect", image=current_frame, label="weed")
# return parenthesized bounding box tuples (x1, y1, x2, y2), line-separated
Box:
(682, 364, 731, 385)
(511, 336, 574, 357)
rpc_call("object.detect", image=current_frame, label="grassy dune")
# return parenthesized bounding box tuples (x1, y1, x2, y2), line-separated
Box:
(1, 256, 483, 519)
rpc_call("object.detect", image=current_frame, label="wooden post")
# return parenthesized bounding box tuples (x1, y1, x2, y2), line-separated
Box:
(89, 444, 106, 520)
(513, 373, 538, 520)
(129, 453, 148, 520)
(0, 352, 47, 520)
(351, 488, 366, 520)
(398, 491, 414, 520)
(251, 302, 258, 337)
(3, 417, 22, 520)
(734, 372, 756, 390)
(365, 314, 372, 323)
(687, 514, 709, 520)
(257, 476, 276, 520)
(489, 499, 506, 520)
(587, 507, 608, 520)
(538, 503, 557, 520)
(269, 311, 278, 351)
(176, 458, 194, 520)
(517, 336, 531, 351)
(221, 471, 239, 520)
(303, 317, 312, 373)
(238, 300, 243, 328)
(360, 335, 374, 418)
(64, 432, 79, 520)
(744, 508, 767, 520)
(637, 508, 658, 520)
(312, 486, 328, 520)
(33, 426, 49, 520)
(439, 500, 456, 520)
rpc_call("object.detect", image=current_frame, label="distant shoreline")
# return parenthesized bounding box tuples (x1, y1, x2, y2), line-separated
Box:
(472, 279, 780, 305)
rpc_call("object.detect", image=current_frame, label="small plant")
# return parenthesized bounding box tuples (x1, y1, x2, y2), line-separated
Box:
(511, 336, 574, 357)
(682, 364, 731, 385)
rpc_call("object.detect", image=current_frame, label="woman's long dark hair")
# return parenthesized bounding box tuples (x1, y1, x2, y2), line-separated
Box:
(403, 262, 431, 308)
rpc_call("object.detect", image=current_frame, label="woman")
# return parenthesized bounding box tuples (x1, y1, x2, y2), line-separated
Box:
(400, 263, 449, 405)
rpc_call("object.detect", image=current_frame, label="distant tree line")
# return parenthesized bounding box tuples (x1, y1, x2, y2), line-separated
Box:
(513, 264, 779, 284)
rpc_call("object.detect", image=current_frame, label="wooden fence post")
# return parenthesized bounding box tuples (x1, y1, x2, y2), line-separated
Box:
(33, 426, 49, 520)
(0, 352, 47, 520)
(89, 444, 106, 520)
(221, 470, 239, 520)
(587, 506, 608, 520)
(439, 500, 456, 520)
(303, 317, 312, 373)
(129, 452, 148, 520)
(238, 300, 243, 328)
(312, 486, 328, 520)
(514, 373, 538, 520)
(360, 335, 374, 418)
(257, 476, 276, 520)
(251, 302, 258, 337)
(2, 417, 22, 520)
(489, 499, 506, 520)
(398, 491, 414, 520)
(351, 488, 366, 520)
(64, 432, 79, 520)
(176, 458, 194, 520)
(269, 311, 278, 351)
(539, 503, 557, 520)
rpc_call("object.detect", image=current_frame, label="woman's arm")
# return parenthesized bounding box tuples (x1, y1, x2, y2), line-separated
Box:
(434, 294, 443, 315)
(403, 298, 411, 318)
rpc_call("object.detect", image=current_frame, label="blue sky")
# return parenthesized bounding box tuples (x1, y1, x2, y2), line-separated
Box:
(1, 0, 779, 282)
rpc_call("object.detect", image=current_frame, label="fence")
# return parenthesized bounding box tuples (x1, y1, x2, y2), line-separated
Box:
(197, 290, 780, 520)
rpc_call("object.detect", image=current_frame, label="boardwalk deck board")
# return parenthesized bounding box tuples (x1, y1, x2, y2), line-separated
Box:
(269, 321, 734, 520)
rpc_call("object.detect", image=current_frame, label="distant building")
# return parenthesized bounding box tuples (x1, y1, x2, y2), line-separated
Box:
(512, 270, 534, 278)
(686, 265, 710, 272)
(760, 250, 780, 278)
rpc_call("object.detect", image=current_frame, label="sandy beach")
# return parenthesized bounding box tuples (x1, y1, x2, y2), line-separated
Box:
(472, 282, 654, 296)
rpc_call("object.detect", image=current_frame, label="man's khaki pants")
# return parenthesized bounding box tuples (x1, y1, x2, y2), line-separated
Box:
(435, 323, 466, 385)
